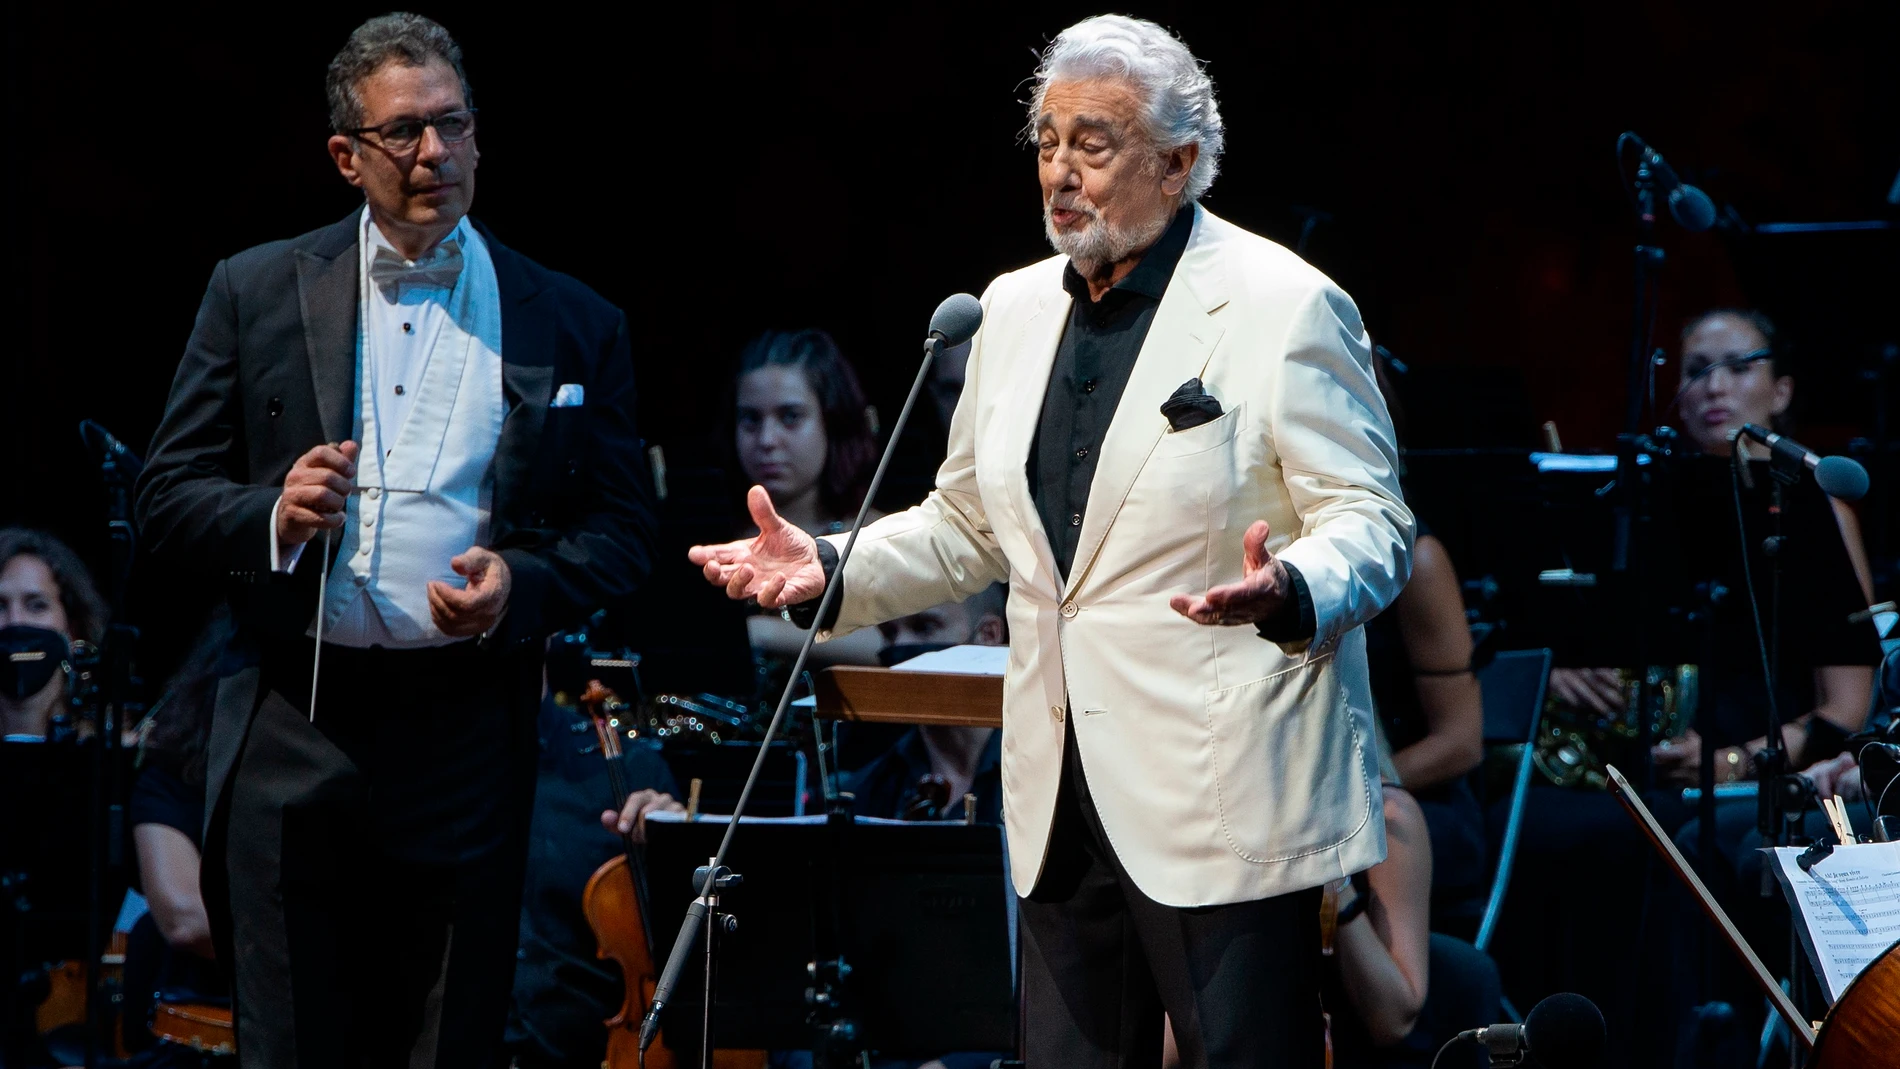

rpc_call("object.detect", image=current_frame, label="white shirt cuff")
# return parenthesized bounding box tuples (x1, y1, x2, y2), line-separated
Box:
(269, 496, 307, 574)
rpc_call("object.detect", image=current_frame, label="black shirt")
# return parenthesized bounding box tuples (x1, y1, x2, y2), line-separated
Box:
(1029, 205, 1197, 579)
(1675, 458, 1882, 746)
(129, 760, 205, 849)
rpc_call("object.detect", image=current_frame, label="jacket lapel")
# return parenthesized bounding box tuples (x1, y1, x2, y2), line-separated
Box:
(1064, 206, 1229, 599)
(998, 289, 1071, 598)
(293, 214, 363, 445)
(481, 224, 553, 535)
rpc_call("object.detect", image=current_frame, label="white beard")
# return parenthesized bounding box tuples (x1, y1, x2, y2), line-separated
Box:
(1043, 196, 1173, 274)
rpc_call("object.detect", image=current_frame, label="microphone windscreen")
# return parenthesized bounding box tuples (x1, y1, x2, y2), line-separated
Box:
(1669, 185, 1717, 232)
(1815, 455, 1870, 501)
(929, 293, 985, 348)
(1524, 992, 1605, 1069)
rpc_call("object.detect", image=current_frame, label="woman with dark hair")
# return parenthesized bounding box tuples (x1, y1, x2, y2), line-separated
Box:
(731, 330, 887, 667)
(733, 329, 880, 535)
(0, 527, 108, 742)
(1548, 309, 1877, 784)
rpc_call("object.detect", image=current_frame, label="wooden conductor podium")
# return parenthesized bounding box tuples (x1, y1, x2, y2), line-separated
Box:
(813, 665, 1003, 728)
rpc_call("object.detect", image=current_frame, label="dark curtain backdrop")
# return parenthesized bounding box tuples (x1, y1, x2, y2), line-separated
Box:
(4, 3, 1897, 663)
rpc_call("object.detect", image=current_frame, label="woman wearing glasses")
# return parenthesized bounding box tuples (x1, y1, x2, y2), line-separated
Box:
(1549, 309, 1877, 786)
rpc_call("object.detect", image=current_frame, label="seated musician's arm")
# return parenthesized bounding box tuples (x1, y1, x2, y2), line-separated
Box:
(1334, 787, 1432, 1046)
(1391, 535, 1483, 791)
(134, 823, 215, 960)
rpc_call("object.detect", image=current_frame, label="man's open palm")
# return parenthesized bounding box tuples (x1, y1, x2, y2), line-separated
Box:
(1170, 520, 1291, 625)
(687, 485, 827, 609)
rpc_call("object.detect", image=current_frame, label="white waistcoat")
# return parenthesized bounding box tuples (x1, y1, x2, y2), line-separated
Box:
(318, 215, 506, 648)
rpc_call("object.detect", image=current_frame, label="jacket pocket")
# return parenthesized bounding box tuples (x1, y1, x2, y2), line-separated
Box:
(1202, 654, 1371, 863)
(1152, 401, 1244, 459)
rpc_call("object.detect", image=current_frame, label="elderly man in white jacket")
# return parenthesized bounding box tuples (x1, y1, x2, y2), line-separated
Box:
(692, 15, 1412, 1068)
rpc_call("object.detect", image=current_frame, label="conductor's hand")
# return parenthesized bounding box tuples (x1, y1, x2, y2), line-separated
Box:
(427, 547, 512, 638)
(600, 789, 684, 844)
(1170, 520, 1291, 626)
(276, 441, 359, 547)
(687, 485, 826, 610)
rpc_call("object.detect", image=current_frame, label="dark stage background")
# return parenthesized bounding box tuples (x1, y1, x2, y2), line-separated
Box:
(4, 2, 1898, 659)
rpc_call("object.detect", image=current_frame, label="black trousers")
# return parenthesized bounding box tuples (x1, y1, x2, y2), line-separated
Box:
(1019, 722, 1324, 1069)
(221, 638, 537, 1069)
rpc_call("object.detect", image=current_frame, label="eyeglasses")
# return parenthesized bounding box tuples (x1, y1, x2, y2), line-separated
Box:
(1680, 348, 1772, 392)
(347, 109, 477, 153)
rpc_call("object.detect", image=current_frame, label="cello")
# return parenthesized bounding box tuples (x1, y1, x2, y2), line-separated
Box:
(575, 681, 762, 1069)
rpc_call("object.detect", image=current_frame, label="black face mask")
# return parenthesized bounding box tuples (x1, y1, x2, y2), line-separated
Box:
(0, 625, 70, 700)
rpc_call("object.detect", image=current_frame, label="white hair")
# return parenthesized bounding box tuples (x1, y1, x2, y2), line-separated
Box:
(1027, 14, 1225, 203)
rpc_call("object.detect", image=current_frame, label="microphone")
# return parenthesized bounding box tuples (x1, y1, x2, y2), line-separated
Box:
(928, 292, 984, 350)
(1626, 134, 1716, 232)
(1739, 423, 1870, 500)
(78, 419, 145, 477)
(1463, 992, 1605, 1069)
(639, 293, 986, 1056)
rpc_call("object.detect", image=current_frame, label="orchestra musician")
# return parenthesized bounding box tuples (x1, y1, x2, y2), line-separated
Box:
(123, 614, 234, 1063)
(729, 329, 886, 672)
(0, 528, 108, 743)
(133, 13, 657, 1065)
(845, 584, 1009, 825)
(690, 15, 1413, 1067)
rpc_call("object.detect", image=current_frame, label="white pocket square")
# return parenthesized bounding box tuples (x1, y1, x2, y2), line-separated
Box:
(551, 383, 585, 408)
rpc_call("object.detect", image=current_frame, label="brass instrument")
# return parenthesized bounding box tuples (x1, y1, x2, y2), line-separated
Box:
(1531, 665, 1697, 789)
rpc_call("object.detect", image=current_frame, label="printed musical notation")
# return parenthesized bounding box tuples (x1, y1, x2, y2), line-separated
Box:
(1770, 841, 1900, 1003)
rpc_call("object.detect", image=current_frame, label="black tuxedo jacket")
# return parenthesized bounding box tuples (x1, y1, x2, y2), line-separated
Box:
(135, 211, 657, 649)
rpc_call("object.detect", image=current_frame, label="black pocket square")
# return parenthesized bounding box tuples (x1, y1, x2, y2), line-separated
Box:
(1161, 378, 1223, 431)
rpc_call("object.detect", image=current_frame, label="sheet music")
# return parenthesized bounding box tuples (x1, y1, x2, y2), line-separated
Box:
(1769, 841, 1900, 1002)
(888, 643, 1008, 676)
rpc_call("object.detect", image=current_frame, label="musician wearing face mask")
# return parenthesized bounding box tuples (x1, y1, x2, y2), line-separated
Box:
(0, 528, 108, 743)
(133, 14, 656, 1066)
(844, 584, 1009, 825)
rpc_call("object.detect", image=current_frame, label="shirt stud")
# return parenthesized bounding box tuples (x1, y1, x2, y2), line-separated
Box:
(394, 384, 405, 396)
(402, 322, 413, 334)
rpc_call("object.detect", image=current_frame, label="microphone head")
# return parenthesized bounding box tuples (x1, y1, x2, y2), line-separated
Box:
(1524, 992, 1605, 1069)
(1669, 184, 1717, 232)
(928, 293, 984, 348)
(1815, 455, 1870, 501)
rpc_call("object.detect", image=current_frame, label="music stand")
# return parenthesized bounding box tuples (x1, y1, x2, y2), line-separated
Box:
(643, 816, 1015, 1058)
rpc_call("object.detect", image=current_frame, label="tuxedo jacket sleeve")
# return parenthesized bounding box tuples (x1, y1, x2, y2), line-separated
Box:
(136, 254, 289, 583)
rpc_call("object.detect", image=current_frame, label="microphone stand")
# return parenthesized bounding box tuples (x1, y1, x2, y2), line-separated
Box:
(77, 421, 143, 1069)
(1616, 152, 1669, 793)
(642, 328, 954, 1067)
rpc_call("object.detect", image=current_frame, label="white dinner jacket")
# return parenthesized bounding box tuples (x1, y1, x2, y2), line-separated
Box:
(820, 205, 1414, 907)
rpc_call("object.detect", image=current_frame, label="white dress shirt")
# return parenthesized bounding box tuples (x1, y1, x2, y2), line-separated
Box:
(270, 208, 506, 648)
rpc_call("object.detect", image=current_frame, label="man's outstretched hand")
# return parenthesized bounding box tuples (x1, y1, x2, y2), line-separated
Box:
(1170, 520, 1292, 626)
(687, 485, 827, 609)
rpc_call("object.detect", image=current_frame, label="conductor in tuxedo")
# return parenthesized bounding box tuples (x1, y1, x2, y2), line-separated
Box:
(692, 15, 1412, 1069)
(134, 14, 656, 1066)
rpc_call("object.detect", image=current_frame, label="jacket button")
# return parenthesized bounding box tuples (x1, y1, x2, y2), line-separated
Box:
(1060, 602, 1077, 619)
(266, 397, 284, 418)
(1051, 706, 1064, 722)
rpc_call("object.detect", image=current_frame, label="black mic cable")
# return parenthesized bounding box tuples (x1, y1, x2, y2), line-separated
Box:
(638, 293, 985, 1055)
